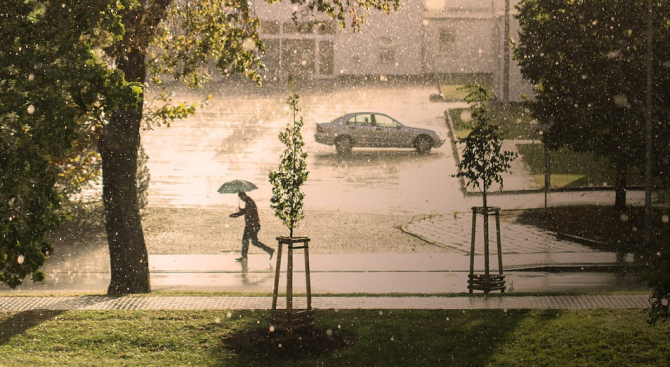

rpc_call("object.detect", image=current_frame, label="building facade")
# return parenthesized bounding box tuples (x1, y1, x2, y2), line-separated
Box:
(252, 0, 532, 101)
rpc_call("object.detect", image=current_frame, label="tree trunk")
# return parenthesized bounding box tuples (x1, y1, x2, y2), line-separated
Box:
(615, 160, 628, 210)
(99, 47, 150, 295)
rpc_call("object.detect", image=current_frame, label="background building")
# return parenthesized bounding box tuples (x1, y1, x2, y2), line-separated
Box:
(253, 0, 532, 101)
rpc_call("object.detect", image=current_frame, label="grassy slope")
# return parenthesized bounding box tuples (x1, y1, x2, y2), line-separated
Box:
(1, 309, 669, 366)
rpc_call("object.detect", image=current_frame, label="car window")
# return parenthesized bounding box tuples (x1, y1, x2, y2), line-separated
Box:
(347, 113, 373, 126)
(374, 114, 398, 128)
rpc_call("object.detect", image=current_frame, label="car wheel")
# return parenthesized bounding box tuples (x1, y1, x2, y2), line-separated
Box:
(335, 136, 353, 155)
(414, 136, 433, 155)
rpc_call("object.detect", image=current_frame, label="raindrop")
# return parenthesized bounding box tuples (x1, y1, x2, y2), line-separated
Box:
(460, 110, 472, 123)
(657, 252, 661, 257)
(613, 94, 630, 108)
(269, 325, 275, 333)
(226, 311, 232, 318)
(620, 213, 629, 222)
(27, 105, 35, 114)
(607, 51, 619, 59)
(214, 318, 221, 324)
(278, 343, 283, 348)
(28, 73, 34, 81)
(662, 298, 669, 307)
(337, 324, 341, 329)
(326, 328, 333, 337)
(241, 38, 255, 52)
(379, 311, 384, 316)
(17, 255, 25, 264)
(662, 215, 669, 223)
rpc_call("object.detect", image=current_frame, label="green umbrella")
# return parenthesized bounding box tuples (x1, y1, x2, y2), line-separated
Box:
(218, 179, 258, 207)
(217, 179, 258, 194)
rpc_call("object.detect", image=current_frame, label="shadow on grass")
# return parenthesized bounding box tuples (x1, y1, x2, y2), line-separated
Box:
(0, 310, 65, 346)
(216, 309, 533, 366)
(222, 325, 357, 361)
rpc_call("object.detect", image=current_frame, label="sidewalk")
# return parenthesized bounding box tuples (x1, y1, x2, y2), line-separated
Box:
(0, 294, 649, 311)
(0, 190, 649, 298)
(0, 130, 654, 309)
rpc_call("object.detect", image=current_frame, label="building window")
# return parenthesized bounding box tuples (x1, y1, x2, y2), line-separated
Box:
(439, 28, 456, 54)
(284, 21, 315, 34)
(259, 20, 280, 35)
(282, 39, 315, 76)
(316, 21, 337, 35)
(319, 41, 334, 75)
(379, 37, 395, 64)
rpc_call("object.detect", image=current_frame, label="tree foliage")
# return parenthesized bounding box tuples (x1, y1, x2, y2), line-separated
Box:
(454, 84, 517, 208)
(514, 0, 670, 207)
(2, 0, 399, 293)
(96, 0, 399, 295)
(0, 0, 139, 288)
(269, 90, 309, 238)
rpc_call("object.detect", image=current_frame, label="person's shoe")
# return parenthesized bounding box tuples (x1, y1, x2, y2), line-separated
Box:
(236, 256, 247, 262)
(269, 249, 275, 260)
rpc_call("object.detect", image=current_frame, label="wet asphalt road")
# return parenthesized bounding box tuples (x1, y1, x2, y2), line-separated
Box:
(141, 79, 468, 215)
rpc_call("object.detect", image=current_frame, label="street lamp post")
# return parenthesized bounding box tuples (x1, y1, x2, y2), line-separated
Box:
(644, 0, 653, 250)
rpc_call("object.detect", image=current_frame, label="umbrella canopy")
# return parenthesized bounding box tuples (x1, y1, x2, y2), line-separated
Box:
(217, 179, 258, 194)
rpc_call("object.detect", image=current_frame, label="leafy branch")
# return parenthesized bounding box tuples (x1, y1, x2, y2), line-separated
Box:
(454, 84, 517, 207)
(269, 90, 309, 237)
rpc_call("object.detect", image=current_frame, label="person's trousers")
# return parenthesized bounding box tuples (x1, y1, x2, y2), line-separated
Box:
(241, 226, 273, 257)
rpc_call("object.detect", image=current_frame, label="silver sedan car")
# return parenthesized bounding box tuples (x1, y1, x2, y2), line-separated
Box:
(315, 112, 445, 154)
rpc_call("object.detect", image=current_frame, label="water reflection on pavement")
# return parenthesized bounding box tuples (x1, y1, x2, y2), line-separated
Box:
(141, 80, 465, 214)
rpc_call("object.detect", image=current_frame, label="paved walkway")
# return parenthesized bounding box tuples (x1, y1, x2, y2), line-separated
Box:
(0, 108, 655, 311)
(0, 294, 650, 311)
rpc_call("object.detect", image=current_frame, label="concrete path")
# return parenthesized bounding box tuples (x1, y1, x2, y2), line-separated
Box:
(0, 294, 649, 311)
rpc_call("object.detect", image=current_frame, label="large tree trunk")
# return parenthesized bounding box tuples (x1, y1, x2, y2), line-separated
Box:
(99, 47, 150, 295)
(615, 160, 628, 210)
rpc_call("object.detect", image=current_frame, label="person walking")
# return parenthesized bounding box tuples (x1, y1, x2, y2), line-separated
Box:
(229, 191, 274, 262)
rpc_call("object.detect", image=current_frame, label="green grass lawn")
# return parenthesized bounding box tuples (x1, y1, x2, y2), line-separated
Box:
(517, 144, 646, 189)
(439, 74, 495, 102)
(448, 104, 537, 141)
(1, 309, 669, 366)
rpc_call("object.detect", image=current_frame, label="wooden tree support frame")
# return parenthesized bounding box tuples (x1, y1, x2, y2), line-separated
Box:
(271, 236, 314, 332)
(468, 206, 506, 294)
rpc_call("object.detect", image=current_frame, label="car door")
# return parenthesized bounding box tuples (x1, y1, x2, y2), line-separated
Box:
(345, 113, 375, 146)
(371, 113, 409, 147)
